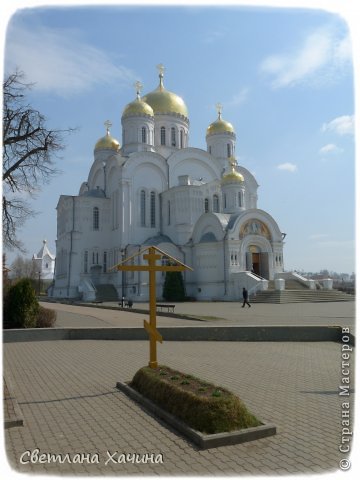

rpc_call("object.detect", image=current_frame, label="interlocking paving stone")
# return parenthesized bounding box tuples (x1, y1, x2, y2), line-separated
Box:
(4, 339, 354, 475)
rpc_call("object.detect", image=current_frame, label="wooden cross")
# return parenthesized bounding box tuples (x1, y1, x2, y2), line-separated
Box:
(111, 246, 192, 368)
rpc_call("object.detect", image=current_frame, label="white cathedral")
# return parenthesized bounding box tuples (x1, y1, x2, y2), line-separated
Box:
(52, 65, 286, 301)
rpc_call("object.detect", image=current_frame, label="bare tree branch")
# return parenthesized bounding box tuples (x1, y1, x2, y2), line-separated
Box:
(2, 70, 76, 251)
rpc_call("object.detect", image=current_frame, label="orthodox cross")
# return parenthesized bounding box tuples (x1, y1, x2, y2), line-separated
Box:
(216, 102, 223, 119)
(111, 246, 192, 368)
(156, 64, 165, 89)
(156, 63, 165, 77)
(134, 81, 143, 98)
(229, 156, 238, 170)
(104, 120, 112, 134)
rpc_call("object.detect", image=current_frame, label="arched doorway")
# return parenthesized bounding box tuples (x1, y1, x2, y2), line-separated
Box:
(246, 245, 269, 278)
(248, 245, 260, 275)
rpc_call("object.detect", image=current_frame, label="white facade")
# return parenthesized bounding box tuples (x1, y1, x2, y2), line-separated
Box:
(32, 239, 56, 280)
(52, 66, 285, 301)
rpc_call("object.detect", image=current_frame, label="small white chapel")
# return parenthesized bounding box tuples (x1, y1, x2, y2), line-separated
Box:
(52, 65, 286, 301)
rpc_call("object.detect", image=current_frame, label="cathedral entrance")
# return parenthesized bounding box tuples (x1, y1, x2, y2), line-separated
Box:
(252, 252, 261, 275)
(246, 245, 269, 279)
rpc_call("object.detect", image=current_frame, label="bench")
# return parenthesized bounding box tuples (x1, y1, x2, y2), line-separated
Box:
(156, 304, 175, 313)
(118, 300, 133, 308)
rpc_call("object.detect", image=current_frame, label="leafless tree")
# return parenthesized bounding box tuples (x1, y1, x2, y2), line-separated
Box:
(10, 255, 38, 279)
(3, 70, 74, 251)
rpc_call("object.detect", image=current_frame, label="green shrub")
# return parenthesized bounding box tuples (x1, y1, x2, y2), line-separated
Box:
(162, 271, 185, 301)
(131, 366, 261, 434)
(36, 306, 56, 328)
(3, 278, 39, 329)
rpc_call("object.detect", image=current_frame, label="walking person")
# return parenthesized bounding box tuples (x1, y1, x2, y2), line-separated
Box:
(242, 287, 251, 308)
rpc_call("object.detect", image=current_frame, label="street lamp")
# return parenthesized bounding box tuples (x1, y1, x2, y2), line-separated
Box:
(120, 249, 126, 302)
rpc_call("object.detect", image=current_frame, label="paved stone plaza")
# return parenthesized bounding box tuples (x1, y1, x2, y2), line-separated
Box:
(4, 301, 355, 475)
(46, 299, 355, 328)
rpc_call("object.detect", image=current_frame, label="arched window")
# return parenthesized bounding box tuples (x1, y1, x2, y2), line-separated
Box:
(180, 129, 184, 148)
(213, 194, 219, 213)
(171, 127, 176, 147)
(150, 191, 156, 227)
(208, 145, 212, 154)
(160, 126, 166, 145)
(227, 143, 232, 157)
(93, 207, 99, 230)
(140, 190, 146, 226)
(238, 191, 242, 207)
(223, 193, 227, 209)
(168, 200, 171, 225)
(141, 126, 146, 143)
(204, 198, 209, 213)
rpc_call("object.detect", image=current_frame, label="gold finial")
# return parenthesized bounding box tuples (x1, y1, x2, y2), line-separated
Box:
(228, 156, 238, 173)
(216, 102, 223, 119)
(157, 63, 165, 76)
(134, 81, 143, 99)
(156, 63, 165, 89)
(104, 120, 112, 135)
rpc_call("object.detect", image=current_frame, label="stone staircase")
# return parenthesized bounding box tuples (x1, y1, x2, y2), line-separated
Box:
(251, 282, 354, 304)
(95, 284, 119, 302)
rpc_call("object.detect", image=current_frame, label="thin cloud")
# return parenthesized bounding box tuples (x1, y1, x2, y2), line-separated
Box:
(277, 163, 297, 172)
(202, 30, 226, 44)
(224, 87, 249, 108)
(309, 233, 330, 240)
(319, 143, 343, 155)
(5, 23, 136, 97)
(260, 26, 352, 88)
(315, 239, 354, 249)
(321, 115, 354, 135)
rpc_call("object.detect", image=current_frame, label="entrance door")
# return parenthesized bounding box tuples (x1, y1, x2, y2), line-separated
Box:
(252, 253, 261, 275)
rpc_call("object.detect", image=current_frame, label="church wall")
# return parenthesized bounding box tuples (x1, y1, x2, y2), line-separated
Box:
(192, 242, 225, 300)
(161, 186, 203, 244)
(128, 161, 167, 245)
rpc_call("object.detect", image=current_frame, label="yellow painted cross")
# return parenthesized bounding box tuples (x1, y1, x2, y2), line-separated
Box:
(111, 246, 192, 368)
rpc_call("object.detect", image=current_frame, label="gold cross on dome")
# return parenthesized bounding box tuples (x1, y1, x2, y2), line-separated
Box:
(104, 120, 112, 134)
(230, 156, 237, 169)
(156, 63, 165, 76)
(216, 102, 223, 119)
(134, 81, 143, 97)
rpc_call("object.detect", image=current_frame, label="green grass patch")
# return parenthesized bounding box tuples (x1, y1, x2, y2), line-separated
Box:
(130, 365, 261, 434)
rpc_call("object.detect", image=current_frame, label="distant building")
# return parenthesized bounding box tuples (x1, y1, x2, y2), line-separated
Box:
(32, 240, 55, 280)
(52, 65, 285, 301)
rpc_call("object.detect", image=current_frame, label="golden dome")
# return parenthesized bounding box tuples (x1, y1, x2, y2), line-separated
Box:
(142, 64, 188, 118)
(94, 121, 120, 152)
(207, 118, 235, 136)
(221, 160, 244, 185)
(122, 82, 154, 118)
(207, 103, 235, 136)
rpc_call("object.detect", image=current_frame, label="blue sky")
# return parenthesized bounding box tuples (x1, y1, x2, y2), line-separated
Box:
(2, 1, 356, 274)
